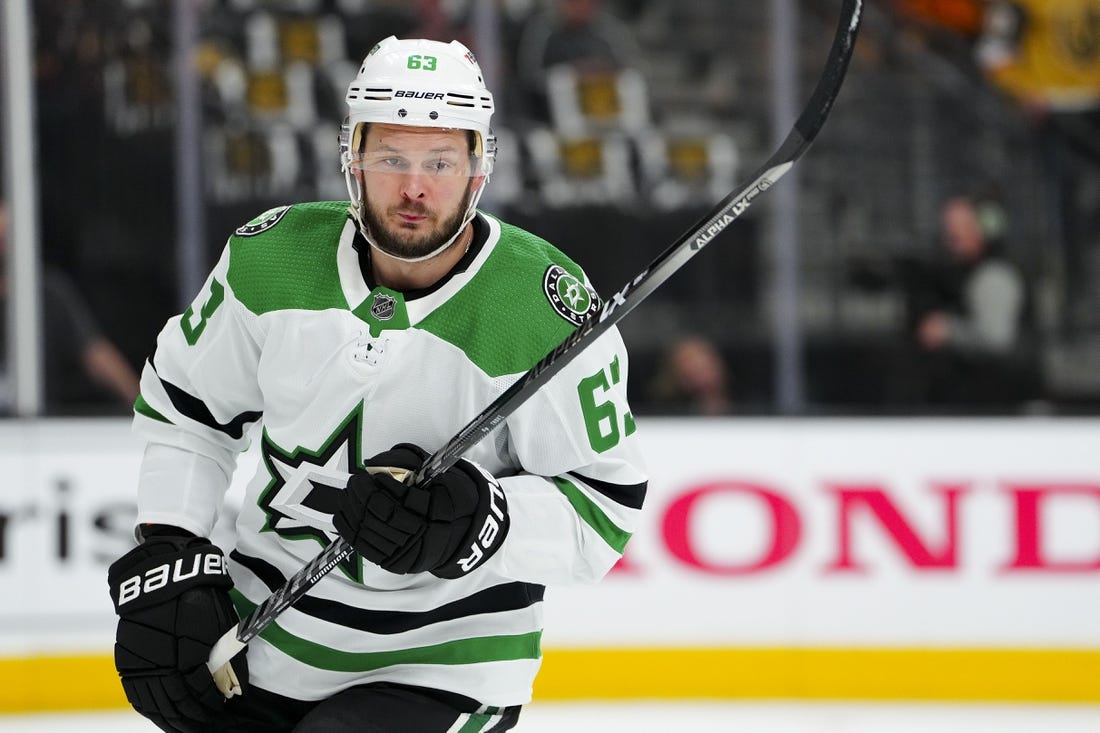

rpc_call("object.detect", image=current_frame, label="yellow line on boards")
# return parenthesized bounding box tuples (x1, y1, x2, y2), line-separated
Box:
(0, 655, 127, 712)
(2, 647, 1099, 712)
(533, 648, 1100, 703)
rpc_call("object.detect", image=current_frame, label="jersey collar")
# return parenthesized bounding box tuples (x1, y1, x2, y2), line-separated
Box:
(336, 211, 500, 324)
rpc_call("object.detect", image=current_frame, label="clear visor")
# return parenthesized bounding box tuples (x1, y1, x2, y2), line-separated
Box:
(346, 149, 477, 178)
(341, 119, 487, 179)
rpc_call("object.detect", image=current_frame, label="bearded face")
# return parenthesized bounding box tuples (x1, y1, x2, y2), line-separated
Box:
(354, 124, 482, 261)
(360, 179, 475, 261)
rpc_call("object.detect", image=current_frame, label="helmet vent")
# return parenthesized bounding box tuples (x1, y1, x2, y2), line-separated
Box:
(348, 85, 393, 101)
(445, 92, 492, 109)
(446, 92, 474, 108)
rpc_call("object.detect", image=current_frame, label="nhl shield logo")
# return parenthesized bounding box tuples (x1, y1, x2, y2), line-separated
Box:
(543, 264, 600, 327)
(370, 293, 397, 321)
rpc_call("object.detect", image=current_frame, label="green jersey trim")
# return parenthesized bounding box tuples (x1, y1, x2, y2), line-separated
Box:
(134, 394, 172, 424)
(455, 712, 495, 732)
(227, 202, 351, 315)
(223, 203, 597, 377)
(416, 218, 592, 378)
(231, 591, 542, 672)
(552, 476, 632, 554)
(353, 287, 411, 337)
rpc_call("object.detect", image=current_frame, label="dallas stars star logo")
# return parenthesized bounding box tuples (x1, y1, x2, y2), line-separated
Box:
(543, 264, 599, 327)
(256, 406, 364, 580)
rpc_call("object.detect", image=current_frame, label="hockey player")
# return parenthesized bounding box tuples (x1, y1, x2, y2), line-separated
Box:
(107, 37, 646, 733)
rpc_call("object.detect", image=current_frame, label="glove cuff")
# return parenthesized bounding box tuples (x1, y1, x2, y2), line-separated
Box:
(136, 523, 196, 541)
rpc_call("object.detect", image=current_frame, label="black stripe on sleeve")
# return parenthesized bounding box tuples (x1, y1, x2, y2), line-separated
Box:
(230, 549, 545, 634)
(567, 472, 647, 510)
(149, 360, 261, 440)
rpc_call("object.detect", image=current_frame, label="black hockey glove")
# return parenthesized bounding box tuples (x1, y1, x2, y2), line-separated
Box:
(334, 443, 510, 578)
(108, 527, 248, 733)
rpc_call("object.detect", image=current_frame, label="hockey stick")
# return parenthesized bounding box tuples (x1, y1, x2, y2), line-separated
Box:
(208, 0, 863, 691)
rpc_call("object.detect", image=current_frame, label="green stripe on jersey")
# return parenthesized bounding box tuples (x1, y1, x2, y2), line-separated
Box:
(416, 219, 589, 378)
(227, 201, 351, 315)
(552, 476, 632, 554)
(231, 591, 542, 672)
(455, 712, 493, 732)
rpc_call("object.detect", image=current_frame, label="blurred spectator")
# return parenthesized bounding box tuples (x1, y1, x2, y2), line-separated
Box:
(976, 0, 1100, 337)
(646, 335, 732, 415)
(907, 195, 1039, 408)
(887, 0, 985, 63)
(515, 0, 641, 121)
(0, 203, 140, 415)
(891, 0, 985, 37)
(977, 0, 1100, 113)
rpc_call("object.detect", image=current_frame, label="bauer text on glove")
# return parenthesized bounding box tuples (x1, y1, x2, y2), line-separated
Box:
(108, 527, 248, 733)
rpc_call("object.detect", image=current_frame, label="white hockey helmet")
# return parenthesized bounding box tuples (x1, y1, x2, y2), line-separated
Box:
(340, 37, 497, 261)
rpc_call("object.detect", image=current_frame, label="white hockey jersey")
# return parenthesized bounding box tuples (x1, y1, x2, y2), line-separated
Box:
(132, 203, 647, 706)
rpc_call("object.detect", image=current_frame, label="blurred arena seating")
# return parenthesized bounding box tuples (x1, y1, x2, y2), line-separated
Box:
(22, 0, 1100, 415)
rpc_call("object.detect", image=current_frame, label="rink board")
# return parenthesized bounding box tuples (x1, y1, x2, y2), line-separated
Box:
(1, 418, 1098, 710)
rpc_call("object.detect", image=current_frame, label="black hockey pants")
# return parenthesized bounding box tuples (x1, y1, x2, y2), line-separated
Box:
(212, 681, 521, 732)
